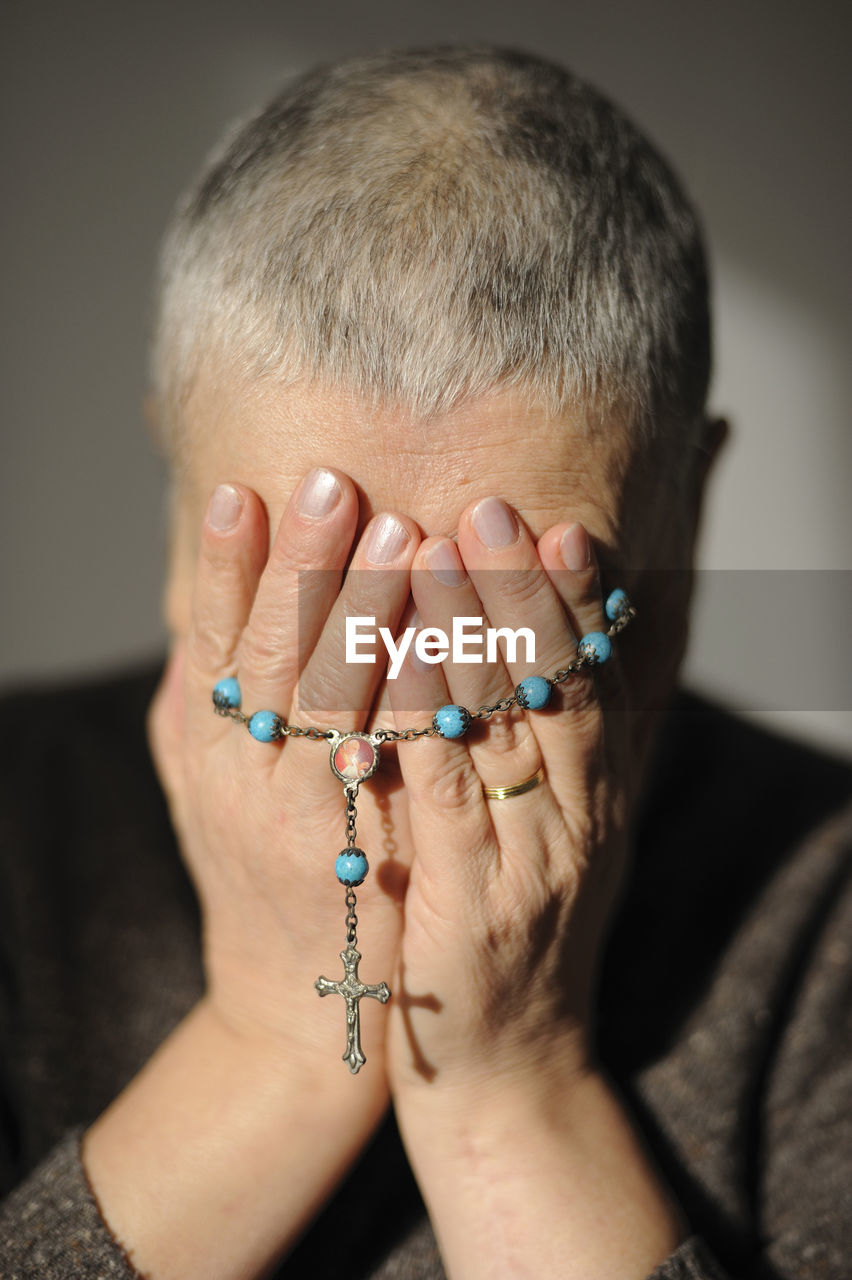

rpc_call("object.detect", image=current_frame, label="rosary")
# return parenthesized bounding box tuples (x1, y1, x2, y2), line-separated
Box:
(213, 588, 634, 1073)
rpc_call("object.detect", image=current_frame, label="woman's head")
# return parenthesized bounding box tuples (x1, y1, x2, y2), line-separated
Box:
(152, 45, 711, 455)
(151, 45, 725, 719)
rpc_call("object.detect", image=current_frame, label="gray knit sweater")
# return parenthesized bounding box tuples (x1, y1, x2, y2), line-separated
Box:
(0, 666, 850, 1279)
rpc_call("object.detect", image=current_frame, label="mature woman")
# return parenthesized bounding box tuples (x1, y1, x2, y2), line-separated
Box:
(1, 46, 850, 1280)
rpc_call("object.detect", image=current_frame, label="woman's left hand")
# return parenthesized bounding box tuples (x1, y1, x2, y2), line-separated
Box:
(383, 495, 635, 1095)
(377, 495, 683, 1279)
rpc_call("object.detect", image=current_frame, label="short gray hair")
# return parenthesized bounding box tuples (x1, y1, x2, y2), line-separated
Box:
(151, 45, 711, 461)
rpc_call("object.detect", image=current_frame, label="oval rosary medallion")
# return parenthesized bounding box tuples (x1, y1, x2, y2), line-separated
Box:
(330, 732, 380, 785)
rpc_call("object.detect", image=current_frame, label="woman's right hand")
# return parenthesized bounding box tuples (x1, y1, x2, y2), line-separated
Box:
(147, 468, 421, 1080)
(82, 470, 422, 1279)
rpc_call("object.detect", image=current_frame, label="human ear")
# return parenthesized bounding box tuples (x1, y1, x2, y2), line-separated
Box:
(683, 415, 729, 552)
(691, 415, 729, 498)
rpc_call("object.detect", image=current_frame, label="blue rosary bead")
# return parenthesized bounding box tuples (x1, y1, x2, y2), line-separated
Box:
(212, 676, 241, 710)
(335, 849, 369, 886)
(433, 704, 472, 739)
(514, 675, 552, 710)
(577, 631, 612, 665)
(605, 588, 630, 622)
(248, 709, 283, 742)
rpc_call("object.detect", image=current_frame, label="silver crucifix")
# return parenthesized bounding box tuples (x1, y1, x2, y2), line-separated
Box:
(315, 946, 391, 1074)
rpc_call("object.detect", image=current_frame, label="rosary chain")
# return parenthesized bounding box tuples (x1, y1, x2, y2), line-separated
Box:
(608, 609, 634, 637)
(345, 887, 359, 946)
(472, 695, 516, 719)
(345, 785, 359, 847)
(373, 725, 437, 743)
(214, 605, 636, 737)
(282, 724, 335, 739)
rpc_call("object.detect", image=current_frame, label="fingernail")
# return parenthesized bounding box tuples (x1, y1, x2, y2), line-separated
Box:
(365, 514, 410, 565)
(297, 467, 342, 518)
(424, 539, 467, 586)
(471, 497, 518, 549)
(560, 522, 592, 571)
(207, 484, 243, 532)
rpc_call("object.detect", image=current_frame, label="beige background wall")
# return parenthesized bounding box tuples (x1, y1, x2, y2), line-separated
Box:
(2, 0, 850, 758)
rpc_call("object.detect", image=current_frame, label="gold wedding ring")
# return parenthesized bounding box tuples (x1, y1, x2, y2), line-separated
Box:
(482, 765, 545, 801)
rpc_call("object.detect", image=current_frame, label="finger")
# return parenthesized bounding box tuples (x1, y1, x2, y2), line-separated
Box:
(390, 624, 572, 893)
(386, 634, 498, 901)
(454, 498, 606, 808)
(184, 483, 268, 745)
(539, 522, 612, 661)
(407, 532, 543, 795)
(236, 468, 358, 726)
(290, 511, 421, 729)
(364, 592, 419, 736)
(409, 536, 509, 710)
(537, 521, 632, 780)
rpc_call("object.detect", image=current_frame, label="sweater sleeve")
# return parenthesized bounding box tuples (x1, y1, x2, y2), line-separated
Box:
(650, 801, 852, 1280)
(0, 1124, 147, 1279)
(0, 1140, 735, 1280)
(757, 807, 852, 1277)
(648, 1238, 732, 1279)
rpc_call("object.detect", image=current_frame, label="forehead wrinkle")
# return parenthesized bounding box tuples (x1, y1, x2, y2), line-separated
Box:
(185, 370, 631, 546)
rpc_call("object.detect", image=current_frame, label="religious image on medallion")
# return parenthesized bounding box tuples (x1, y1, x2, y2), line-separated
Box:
(331, 733, 379, 784)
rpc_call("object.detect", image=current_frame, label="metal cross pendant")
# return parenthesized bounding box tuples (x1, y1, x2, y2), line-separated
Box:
(315, 947, 391, 1074)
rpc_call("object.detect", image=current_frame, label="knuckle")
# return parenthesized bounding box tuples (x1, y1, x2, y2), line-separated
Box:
(476, 726, 543, 792)
(555, 669, 601, 717)
(562, 802, 596, 851)
(566, 590, 606, 639)
(571, 566, 602, 604)
(197, 511, 236, 560)
(292, 657, 354, 721)
(201, 535, 243, 575)
(477, 710, 528, 758)
(238, 627, 289, 685)
(191, 624, 238, 678)
(489, 565, 548, 610)
(561, 774, 619, 851)
(483, 877, 565, 946)
(427, 754, 483, 811)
